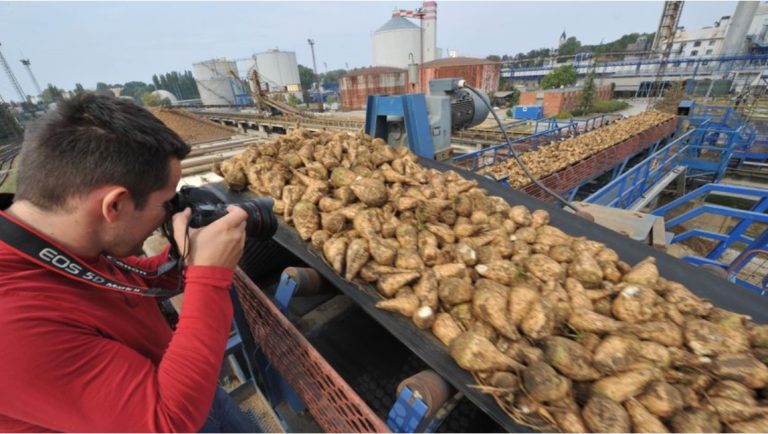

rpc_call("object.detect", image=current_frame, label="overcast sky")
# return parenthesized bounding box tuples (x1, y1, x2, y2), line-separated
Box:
(0, 1, 739, 101)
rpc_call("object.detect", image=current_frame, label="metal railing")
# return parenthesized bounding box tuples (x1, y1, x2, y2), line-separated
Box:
(727, 249, 768, 295)
(585, 128, 699, 208)
(651, 184, 768, 282)
(451, 114, 616, 171)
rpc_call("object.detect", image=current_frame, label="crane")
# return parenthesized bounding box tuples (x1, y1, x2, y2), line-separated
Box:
(0, 42, 27, 103)
(19, 58, 42, 96)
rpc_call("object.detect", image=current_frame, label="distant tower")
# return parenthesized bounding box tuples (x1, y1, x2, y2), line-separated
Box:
(20, 59, 42, 96)
(422, 1, 437, 62)
(559, 30, 567, 47)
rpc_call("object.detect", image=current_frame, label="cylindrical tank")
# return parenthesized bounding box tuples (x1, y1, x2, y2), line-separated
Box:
(192, 59, 249, 106)
(372, 16, 421, 69)
(247, 50, 301, 92)
(723, 1, 760, 55)
(339, 66, 407, 110)
(419, 57, 501, 95)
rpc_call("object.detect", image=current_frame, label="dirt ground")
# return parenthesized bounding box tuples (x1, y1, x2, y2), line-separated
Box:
(149, 108, 235, 144)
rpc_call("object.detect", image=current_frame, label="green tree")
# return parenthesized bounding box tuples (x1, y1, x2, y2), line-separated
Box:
(0, 103, 23, 140)
(141, 92, 170, 107)
(121, 81, 155, 100)
(41, 84, 64, 104)
(319, 69, 347, 83)
(74, 83, 85, 94)
(579, 70, 597, 113)
(486, 55, 502, 62)
(541, 65, 577, 89)
(298, 64, 316, 91)
(558, 37, 582, 56)
(286, 93, 300, 106)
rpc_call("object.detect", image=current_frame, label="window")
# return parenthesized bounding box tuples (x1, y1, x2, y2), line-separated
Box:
(706, 49, 713, 55)
(709, 40, 716, 46)
(691, 50, 699, 56)
(694, 41, 702, 47)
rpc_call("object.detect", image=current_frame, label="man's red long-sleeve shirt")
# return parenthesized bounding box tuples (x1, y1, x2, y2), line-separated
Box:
(0, 211, 235, 432)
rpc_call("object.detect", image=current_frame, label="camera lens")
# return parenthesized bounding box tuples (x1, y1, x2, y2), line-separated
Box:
(239, 198, 277, 241)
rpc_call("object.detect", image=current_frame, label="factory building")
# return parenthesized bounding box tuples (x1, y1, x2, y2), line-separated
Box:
(419, 57, 500, 95)
(670, 1, 763, 57)
(339, 66, 407, 110)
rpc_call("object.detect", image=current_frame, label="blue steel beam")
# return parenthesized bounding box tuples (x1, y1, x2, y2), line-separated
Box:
(665, 204, 768, 229)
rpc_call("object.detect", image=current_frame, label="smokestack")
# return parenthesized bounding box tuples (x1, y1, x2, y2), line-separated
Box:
(722, 1, 759, 55)
(422, 1, 437, 62)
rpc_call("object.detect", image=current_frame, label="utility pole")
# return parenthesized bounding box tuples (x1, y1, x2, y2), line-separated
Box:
(307, 39, 322, 111)
(20, 58, 42, 96)
(0, 43, 27, 103)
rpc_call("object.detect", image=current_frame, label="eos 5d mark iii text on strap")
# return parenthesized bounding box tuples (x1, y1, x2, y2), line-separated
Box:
(0, 208, 183, 297)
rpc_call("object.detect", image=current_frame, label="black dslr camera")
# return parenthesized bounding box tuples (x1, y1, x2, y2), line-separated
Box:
(164, 186, 278, 241)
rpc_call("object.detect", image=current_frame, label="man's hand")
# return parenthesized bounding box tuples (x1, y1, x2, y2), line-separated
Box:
(171, 206, 248, 269)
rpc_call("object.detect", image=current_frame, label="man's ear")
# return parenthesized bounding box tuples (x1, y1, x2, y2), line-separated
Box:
(101, 187, 131, 223)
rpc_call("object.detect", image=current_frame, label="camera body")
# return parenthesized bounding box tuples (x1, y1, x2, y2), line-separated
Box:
(166, 186, 278, 241)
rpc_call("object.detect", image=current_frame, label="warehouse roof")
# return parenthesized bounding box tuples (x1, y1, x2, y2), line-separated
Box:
(375, 16, 419, 33)
(423, 56, 500, 67)
(343, 66, 407, 77)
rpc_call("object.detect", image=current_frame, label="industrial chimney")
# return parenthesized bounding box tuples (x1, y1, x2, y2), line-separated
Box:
(722, 1, 759, 55)
(422, 1, 437, 62)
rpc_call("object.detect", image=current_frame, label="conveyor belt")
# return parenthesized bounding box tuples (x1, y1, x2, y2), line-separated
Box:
(206, 156, 768, 433)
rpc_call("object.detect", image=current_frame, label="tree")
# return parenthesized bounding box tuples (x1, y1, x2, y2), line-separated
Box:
(74, 83, 85, 94)
(319, 69, 347, 84)
(579, 70, 597, 113)
(541, 65, 577, 89)
(558, 37, 582, 56)
(286, 93, 300, 106)
(41, 84, 64, 104)
(141, 92, 170, 107)
(298, 64, 316, 91)
(0, 103, 23, 140)
(152, 70, 199, 100)
(486, 55, 502, 62)
(121, 81, 155, 100)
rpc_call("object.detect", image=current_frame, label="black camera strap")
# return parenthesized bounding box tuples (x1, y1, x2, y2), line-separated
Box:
(0, 212, 182, 297)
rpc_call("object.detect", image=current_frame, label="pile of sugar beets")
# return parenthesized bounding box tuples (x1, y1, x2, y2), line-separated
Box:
(215, 128, 768, 433)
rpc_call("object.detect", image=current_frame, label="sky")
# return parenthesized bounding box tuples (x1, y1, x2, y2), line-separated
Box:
(0, 0, 739, 102)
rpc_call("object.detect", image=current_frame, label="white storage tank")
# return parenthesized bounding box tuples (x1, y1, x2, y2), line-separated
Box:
(248, 49, 301, 92)
(192, 58, 250, 106)
(372, 16, 421, 69)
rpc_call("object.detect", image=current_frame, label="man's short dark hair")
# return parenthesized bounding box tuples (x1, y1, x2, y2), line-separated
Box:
(15, 93, 191, 210)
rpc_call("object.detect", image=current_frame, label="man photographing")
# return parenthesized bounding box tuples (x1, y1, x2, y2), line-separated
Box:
(0, 93, 258, 432)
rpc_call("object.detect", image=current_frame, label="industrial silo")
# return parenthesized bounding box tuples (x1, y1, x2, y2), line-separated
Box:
(192, 58, 251, 106)
(372, 16, 421, 69)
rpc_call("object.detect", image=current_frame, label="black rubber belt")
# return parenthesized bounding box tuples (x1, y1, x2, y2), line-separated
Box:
(209, 156, 768, 433)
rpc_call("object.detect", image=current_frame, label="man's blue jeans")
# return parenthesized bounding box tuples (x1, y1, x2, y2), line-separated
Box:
(199, 387, 261, 433)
